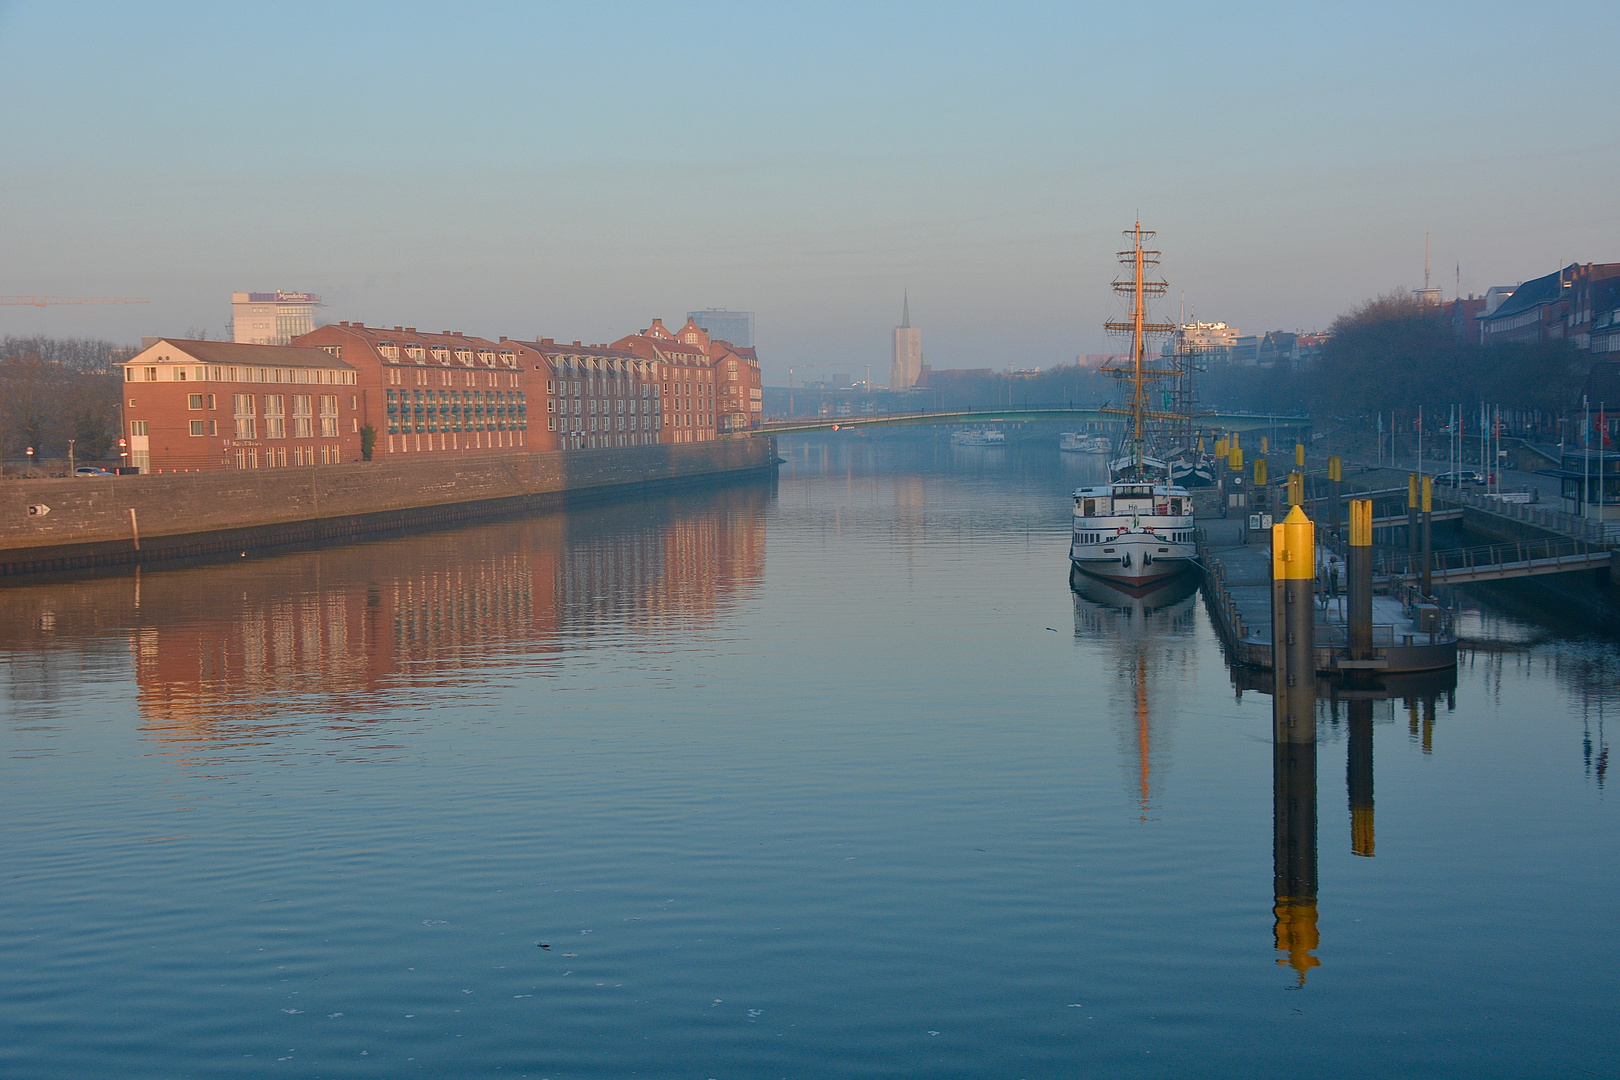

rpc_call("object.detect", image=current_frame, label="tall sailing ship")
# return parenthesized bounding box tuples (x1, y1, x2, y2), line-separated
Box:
(1069, 223, 1198, 586)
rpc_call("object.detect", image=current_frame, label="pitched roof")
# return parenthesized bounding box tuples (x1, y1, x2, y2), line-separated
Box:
(1482, 267, 1568, 323)
(136, 338, 355, 370)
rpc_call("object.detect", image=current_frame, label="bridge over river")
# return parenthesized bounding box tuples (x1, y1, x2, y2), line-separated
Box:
(755, 407, 1309, 438)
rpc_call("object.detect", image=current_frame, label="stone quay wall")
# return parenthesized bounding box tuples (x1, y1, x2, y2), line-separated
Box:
(0, 437, 777, 577)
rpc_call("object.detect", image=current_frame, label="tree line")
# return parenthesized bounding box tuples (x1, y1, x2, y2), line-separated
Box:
(0, 335, 134, 464)
(1200, 292, 1588, 427)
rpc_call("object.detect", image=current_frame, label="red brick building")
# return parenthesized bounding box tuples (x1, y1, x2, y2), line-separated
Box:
(508, 339, 661, 451)
(610, 318, 718, 443)
(711, 340, 763, 433)
(293, 323, 532, 458)
(120, 339, 362, 472)
(122, 308, 765, 471)
(1480, 263, 1620, 347)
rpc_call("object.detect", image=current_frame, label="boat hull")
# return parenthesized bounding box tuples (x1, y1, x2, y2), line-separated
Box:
(1069, 532, 1196, 584)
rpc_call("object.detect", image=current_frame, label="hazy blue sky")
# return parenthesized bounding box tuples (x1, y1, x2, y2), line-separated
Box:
(2, 1, 1616, 381)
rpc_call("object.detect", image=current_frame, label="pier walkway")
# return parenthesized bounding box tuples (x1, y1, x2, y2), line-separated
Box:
(1198, 516, 1457, 674)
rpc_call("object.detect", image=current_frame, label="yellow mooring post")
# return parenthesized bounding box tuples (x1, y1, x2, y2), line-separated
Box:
(1215, 437, 1228, 459)
(1288, 471, 1304, 507)
(1348, 499, 1373, 661)
(1407, 472, 1421, 560)
(1327, 456, 1342, 541)
(1261, 435, 1269, 454)
(1295, 442, 1306, 468)
(1421, 474, 1433, 596)
(1230, 446, 1243, 472)
(1271, 503, 1319, 982)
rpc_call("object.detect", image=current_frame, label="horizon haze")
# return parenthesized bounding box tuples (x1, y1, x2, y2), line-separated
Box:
(2, 1, 1616, 381)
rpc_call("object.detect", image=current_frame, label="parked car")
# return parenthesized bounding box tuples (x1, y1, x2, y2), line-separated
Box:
(1434, 471, 1485, 487)
(73, 466, 114, 477)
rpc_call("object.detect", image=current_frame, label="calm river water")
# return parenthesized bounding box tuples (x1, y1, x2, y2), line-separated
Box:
(2, 434, 1616, 1078)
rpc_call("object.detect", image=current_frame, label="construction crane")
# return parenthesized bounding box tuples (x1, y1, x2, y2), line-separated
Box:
(1, 296, 149, 308)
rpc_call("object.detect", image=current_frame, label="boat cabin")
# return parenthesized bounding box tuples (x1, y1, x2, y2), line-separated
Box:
(1073, 484, 1190, 518)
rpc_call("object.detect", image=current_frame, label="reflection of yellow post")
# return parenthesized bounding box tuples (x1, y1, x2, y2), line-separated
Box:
(1254, 458, 1267, 487)
(1261, 435, 1269, 454)
(1198, 436, 1205, 454)
(1272, 505, 1319, 982)
(1348, 699, 1375, 857)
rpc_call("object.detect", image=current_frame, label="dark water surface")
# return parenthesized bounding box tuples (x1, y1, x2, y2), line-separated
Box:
(2, 435, 1616, 1078)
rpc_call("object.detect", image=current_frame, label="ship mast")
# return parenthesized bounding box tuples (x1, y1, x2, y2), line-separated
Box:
(1102, 223, 1176, 473)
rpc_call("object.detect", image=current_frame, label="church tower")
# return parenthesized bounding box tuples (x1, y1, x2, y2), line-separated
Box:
(890, 293, 922, 390)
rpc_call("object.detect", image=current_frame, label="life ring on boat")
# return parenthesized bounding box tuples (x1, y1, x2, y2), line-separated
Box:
(1116, 526, 1126, 535)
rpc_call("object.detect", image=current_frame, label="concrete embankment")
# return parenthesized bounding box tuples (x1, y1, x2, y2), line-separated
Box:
(1, 437, 777, 578)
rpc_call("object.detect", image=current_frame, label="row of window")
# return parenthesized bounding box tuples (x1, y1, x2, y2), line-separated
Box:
(550, 396, 647, 416)
(376, 344, 519, 368)
(1075, 531, 1194, 545)
(386, 389, 525, 435)
(387, 367, 518, 388)
(546, 378, 657, 399)
(233, 446, 343, 468)
(126, 364, 353, 385)
(548, 415, 660, 433)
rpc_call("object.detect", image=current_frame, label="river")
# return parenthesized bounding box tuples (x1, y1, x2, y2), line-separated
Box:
(1, 433, 1615, 1078)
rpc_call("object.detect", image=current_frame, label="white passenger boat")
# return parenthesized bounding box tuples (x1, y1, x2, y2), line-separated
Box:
(1060, 433, 1111, 454)
(1070, 479, 1197, 584)
(952, 429, 1005, 446)
(1070, 222, 1197, 586)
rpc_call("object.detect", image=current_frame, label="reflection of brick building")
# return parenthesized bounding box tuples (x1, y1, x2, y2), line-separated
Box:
(120, 339, 363, 472)
(24, 482, 774, 754)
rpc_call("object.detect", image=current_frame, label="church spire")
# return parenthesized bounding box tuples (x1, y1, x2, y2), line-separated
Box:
(901, 291, 910, 329)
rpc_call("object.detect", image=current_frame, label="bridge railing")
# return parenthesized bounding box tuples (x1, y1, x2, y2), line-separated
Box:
(1374, 534, 1604, 579)
(1434, 486, 1616, 544)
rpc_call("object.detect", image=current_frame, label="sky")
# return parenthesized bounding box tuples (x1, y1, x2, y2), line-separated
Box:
(2, 1, 1617, 382)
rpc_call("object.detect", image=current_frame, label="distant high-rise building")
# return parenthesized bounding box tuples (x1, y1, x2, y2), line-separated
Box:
(687, 308, 753, 348)
(232, 291, 322, 345)
(890, 293, 921, 390)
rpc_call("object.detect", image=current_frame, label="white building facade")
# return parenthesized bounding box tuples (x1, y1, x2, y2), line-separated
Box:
(232, 291, 322, 346)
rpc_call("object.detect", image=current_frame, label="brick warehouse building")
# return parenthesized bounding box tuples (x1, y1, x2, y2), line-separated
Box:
(121, 339, 362, 472)
(292, 323, 532, 457)
(507, 339, 663, 451)
(122, 311, 763, 471)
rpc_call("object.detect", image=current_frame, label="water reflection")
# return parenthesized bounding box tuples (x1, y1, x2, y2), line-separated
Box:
(1069, 572, 1199, 822)
(0, 481, 769, 763)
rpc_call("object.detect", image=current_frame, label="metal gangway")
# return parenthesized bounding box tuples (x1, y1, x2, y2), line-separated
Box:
(1372, 535, 1612, 586)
